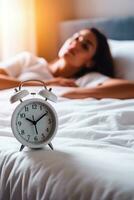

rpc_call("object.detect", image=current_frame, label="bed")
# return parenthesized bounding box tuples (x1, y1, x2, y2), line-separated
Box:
(0, 16, 134, 200)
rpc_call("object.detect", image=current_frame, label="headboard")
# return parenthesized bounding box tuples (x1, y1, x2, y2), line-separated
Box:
(59, 16, 134, 45)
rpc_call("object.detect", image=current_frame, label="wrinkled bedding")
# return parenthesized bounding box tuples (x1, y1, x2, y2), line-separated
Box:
(0, 87, 134, 200)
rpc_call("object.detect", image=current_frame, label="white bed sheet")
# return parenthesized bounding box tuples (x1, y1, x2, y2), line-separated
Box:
(0, 87, 134, 200)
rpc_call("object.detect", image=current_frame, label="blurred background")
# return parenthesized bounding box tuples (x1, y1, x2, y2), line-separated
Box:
(0, 0, 134, 61)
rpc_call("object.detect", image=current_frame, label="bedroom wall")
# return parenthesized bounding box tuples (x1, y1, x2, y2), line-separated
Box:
(35, 0, 75, 61)
(73, 0, 134, 18)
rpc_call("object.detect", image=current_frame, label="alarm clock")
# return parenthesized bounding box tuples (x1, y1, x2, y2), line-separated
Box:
(10, 80, 58, 151)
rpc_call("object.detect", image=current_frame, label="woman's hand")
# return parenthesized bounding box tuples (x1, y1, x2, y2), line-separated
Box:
(61, 90, 78, 99)
(45, 77, 78, 87)
(61, 89, 88, 99)
(55, 77, 78, 87)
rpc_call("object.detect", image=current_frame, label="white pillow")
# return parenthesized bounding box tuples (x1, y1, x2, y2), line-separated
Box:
(108, 40, 134, 80)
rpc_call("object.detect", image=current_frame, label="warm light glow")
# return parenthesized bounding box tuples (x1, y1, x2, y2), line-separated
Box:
(0, 0, 37, 59)
(34, 0, 75, 60)
(0, 0, 75, 60)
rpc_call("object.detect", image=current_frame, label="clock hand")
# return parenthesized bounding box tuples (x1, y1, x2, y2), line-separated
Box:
(25, 117, 35, 124)
(31, 115, 37, 125)
(31, 115, 38, 134)
(34, 124, 38, 135)
(36, 112, 48, 123)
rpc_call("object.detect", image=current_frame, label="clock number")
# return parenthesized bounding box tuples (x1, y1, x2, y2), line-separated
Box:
(45, 110, 48, 116)
(18, 121, 22, 126)
(27, 135, 30, 141)
(20, 130, 25, 135)
(41, 133, 46, 140)
(20, 113, 25, 118)
(48, 118, 52, 124)
(34, 136, 38, 142)
(32, 104, 37, 109)
(40, 105, 43, 110)
(25, 106, 29, 112)
(46, 128, 49, 133)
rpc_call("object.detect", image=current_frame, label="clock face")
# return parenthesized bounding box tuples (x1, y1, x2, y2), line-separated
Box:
(11, 98, 58, 148)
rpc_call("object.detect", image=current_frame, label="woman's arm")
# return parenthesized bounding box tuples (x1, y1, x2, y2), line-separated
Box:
(61, 78, 134, 99)
(0, 75, 77, 90)
(44, 77, 78, 87)
(0, 75, 21, 90)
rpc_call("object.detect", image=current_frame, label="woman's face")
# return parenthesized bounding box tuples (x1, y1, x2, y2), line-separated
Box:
(58, 29, 98, 69)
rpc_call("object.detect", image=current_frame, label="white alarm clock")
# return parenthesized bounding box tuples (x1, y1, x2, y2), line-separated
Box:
(10, 80, 58, 151)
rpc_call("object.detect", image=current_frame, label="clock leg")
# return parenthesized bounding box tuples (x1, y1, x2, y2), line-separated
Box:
(20, 145, 25, 151)
(48, 142, 54, 150)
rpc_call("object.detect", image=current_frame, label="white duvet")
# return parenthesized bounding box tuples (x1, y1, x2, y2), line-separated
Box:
(0, 87, 134, 200)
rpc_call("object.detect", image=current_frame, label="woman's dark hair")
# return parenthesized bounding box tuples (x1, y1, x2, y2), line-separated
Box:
(75, 28, 115, 78)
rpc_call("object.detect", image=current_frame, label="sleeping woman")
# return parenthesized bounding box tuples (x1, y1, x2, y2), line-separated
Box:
(0, 28, 134, 99)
